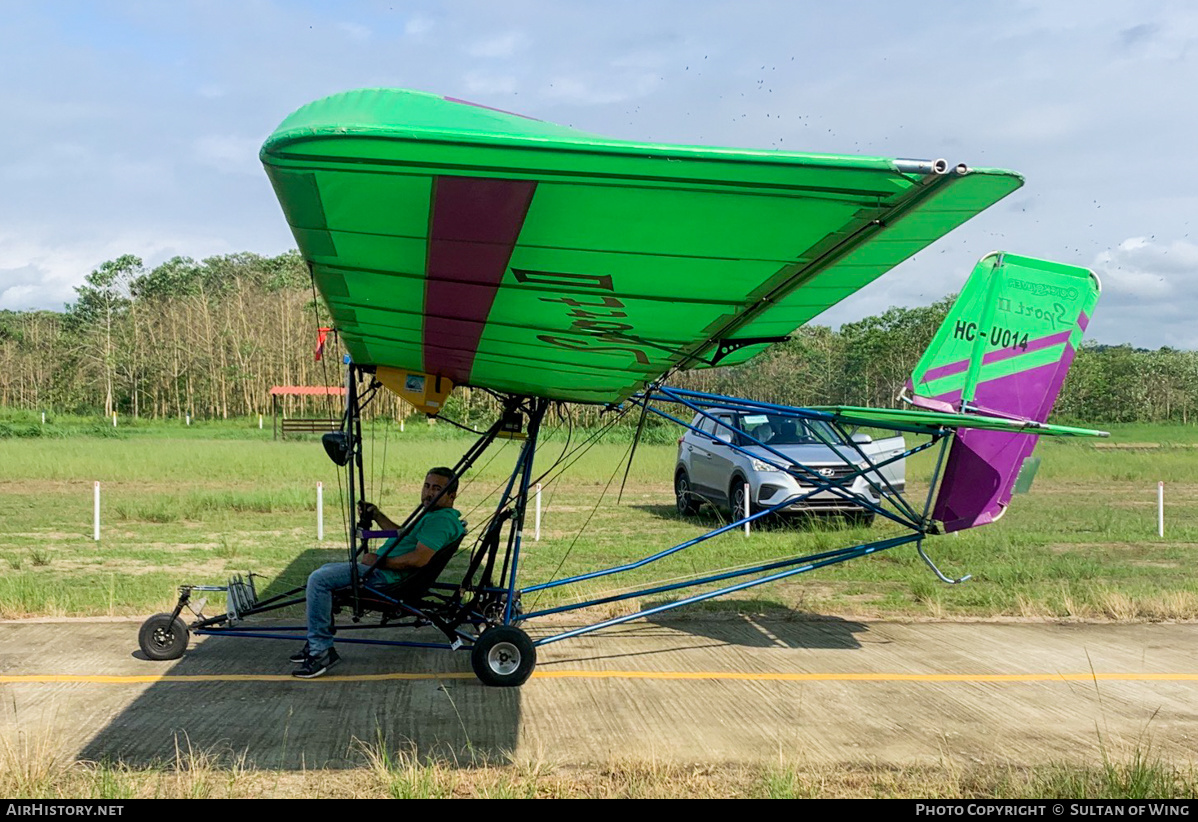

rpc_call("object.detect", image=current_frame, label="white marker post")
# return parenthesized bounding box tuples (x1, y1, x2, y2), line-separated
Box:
(1159, 481, 1165, 538)
(534, 483, 542, 542)
(112, 413, 117, 427)
(93, 482, 100, 541)
(317, 482, 324, 541)
(258, 414, 263, 430)
(186, 413, 190, 426)
(744, 482, 751, 536)
(41, 411, 45, 425)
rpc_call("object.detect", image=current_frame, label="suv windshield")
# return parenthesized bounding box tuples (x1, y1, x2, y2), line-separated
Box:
(734, 413, 837, 446)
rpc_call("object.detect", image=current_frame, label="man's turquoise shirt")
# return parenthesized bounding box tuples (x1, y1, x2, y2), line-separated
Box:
(373, 507, 464, 584)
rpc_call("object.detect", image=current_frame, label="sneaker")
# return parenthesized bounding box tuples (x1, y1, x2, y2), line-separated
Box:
(288, 643, 310, 664)
(292, 648, 340, 679)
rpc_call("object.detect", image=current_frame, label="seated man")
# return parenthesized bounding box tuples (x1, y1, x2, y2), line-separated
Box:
(292, 466, 465, 678)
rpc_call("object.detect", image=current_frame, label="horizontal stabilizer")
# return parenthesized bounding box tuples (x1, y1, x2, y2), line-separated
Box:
(907, 253, 1101, 532)
(814, 405, 1107, 438)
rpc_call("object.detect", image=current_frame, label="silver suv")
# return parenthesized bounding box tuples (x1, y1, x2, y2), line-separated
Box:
(674, 410, 906, 526)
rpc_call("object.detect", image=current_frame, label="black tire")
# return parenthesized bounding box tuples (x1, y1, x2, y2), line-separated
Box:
(138, 613, 189, 661)
(471, 625, 536, 687)
(675, 469, 701, 516)
(730, 476, 756, 519)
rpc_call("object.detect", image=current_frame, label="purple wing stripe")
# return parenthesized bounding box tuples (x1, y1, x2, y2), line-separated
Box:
(422, 177, 536, 384)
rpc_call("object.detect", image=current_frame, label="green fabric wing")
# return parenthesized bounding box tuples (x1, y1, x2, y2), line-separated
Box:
(262, 88, 1023, 404)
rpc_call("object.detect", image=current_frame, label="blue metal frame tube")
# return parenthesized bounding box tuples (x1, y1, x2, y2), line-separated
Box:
(644, 398, 916, 529)
(521, 405, 941, 596)
(532, 533, 922, 646)
(657, 386, 927, 503)
(521, 537, 901, 620)
(650, 387, 949, 438)
(653, 387, 944, 523)
(505, 399, 548, 624)
(522, 494, 799, 594)
(190, 629, 469, 650)
(649, 398, 937, 515)
(197, 622, 441, 632)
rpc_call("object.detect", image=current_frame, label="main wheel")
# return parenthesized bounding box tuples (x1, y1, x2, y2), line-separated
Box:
(138, 613, 189, 661)
(675, 469, 701, 516)
(470, 625, 536, 687)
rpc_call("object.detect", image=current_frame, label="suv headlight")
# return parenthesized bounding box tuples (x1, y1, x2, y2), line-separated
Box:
(750, 459, 777, 473)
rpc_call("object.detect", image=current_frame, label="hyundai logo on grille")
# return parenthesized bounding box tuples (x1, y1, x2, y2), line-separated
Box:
(818, 468, 835, 477)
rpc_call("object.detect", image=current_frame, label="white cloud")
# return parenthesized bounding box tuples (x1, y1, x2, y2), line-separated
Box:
(465, 31, 528, 58)
(193, 135, 264, 176)
(198, 84, 225, 99)
(542, 73, 660, 106)
(0, 227, 237, 311)
(463, 70, 518, 96)
(404, 14, 434, 37)
(1091, 236, 1198, 299)
(0, 270, 40, 309)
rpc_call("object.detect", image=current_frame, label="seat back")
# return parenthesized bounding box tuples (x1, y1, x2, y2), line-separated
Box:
(358, 530, 468, 608)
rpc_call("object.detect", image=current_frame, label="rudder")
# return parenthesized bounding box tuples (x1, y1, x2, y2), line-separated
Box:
(906, 253, 1101, 532)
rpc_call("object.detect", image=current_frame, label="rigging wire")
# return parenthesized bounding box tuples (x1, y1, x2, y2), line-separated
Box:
(308, 266, 351, 552)
(457, 438, 515, 526)
(379, 398, 391, 511)
(437, 414, 485, 435)
(368, 395, 376, 506)
(537, 404, 574, 520)
(459, 402, 577, 542)
(530, 401, 636, 491)
(616, 395, 652, 504)
(460, 421, 563, 539)
(526, 433, 638, 615)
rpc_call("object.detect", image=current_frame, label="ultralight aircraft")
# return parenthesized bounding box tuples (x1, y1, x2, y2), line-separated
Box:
(138, 89, 1105, 686)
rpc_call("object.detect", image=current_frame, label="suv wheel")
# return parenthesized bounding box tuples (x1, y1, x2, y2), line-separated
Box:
(730, 476, 756, 519)
(675, 470, 701, 516)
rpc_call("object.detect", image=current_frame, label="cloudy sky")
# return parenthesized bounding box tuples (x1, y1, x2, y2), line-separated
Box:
(1, 0, 1195, 348)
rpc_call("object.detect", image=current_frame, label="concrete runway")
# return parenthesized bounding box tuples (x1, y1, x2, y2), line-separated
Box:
(2, 617, 1196, 768)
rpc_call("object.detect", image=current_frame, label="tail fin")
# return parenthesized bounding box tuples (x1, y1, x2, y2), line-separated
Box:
(906, 252, 1101, 532)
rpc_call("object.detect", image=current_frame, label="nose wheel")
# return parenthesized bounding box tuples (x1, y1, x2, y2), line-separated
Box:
(138, 613, 190, 660)
(470, 625, 536, 687)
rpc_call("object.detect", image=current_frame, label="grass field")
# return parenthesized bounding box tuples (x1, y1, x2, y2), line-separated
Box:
(1, 417, 1196, 621)
(3, 416, 1197, 798)
(4, 749, 1195, 799)
(1, 726, 1194, 799)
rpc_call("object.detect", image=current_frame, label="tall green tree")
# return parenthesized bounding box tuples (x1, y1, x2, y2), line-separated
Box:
(65, 255, 143, 417)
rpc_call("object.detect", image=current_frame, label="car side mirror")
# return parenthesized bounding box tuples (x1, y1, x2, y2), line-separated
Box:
(851, 433, 873, 445)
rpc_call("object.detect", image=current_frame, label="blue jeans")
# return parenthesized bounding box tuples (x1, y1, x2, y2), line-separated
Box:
(305, 562, 372, 655)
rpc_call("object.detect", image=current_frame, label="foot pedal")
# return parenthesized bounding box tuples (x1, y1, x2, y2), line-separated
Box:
(225, 574, 259, 622)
